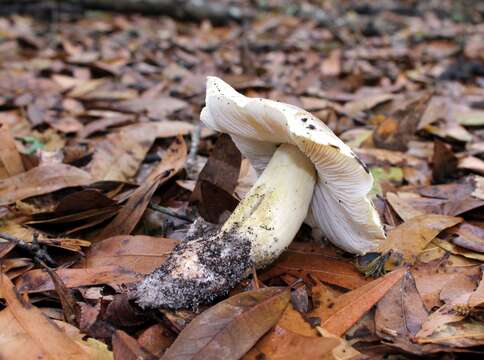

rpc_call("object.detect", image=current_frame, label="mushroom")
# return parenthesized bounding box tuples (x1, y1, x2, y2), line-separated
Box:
(135, 77, 385, 309)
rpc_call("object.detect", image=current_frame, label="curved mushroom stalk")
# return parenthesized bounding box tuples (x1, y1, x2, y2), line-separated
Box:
(135, 76, 385, 310)
(136, 144, 315, 309)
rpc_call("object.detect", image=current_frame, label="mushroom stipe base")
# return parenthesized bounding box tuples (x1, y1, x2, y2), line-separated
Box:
(135, 228, 252, 310)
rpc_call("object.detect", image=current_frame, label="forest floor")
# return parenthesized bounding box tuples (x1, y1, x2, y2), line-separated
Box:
(0, 1, 483, 359)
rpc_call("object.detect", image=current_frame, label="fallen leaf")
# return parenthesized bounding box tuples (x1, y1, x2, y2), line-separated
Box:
(456, 108, 484, 126)
(0, 121, 24, 178)
(88, 121, 193, 182)
(411, 260, 481, 311)
(432, 139, 458, 183)
(112, 330, 156, 360)
(12, 235, 178, 294)
(0, 273, 95, 360)
(451, 222, 484, 253)
(458, 156, 484, 175)
(191, 134, 241, 224)
(374, 271, 447, 354)
(385, 192, 425, 221)
(95, 136, 186, 239)
(82, 235, 178, 270)
(243, 326, 339, 360)
(378, 214, 462, 263)
(0, 163, 93, 206)
(137, 324, 175, 358)
(433, 238, 484, 261)
(416, 304, 484, 347)
(344, 94, 393, 116)
(261, 242, 370, 290)
(321, 268, 406, 336)
(162, 287, 290, 360)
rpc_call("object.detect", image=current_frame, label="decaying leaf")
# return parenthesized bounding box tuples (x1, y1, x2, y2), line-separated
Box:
(321, 268, 406, 336)
(95, 136, 187, 239)
(162, 287, 290, 360)
(0, 164, 93, 206)
(0, 121, 25, 178)
(88, 121, 193, 182)
(0, 273, 111, 360)
(261, 243, 369, 290)
(378, 214, 462, 263)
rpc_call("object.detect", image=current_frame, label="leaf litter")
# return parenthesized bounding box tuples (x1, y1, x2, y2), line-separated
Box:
(0, 2, 483, 359)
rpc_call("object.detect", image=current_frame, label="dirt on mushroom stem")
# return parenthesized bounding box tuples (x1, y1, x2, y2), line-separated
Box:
(135, 227, 252, 310)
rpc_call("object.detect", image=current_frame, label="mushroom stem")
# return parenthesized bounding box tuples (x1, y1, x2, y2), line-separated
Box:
(135, 144, 316, 309)
(222, 143, 316, 266)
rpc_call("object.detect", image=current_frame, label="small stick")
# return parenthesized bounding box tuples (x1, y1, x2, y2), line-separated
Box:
(251, 265, 260, 289)
(149, 202, 194, 222)
(0, 232, 57, 266)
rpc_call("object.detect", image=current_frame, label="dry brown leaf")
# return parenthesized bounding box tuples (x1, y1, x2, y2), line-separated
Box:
(0, 273, 94, 360)
(261, 242, 370, 290)
(0, 163, 93, 206)
(378, 214, 462, 263)
(13, 236, 178, 294)
(411, 260, 481, 311)
(112, 330, 156, 360)
(88, 121, 193, 182)
(95, 136, 186, 239)
(416, 304, 484, 347)
(433, 238, 484, 261)
(162, 287, 290, 360)
(82, 235, 178, 270)
(374, 272, 448, 354)
(244, 326, 339, 360)
(137, 324, 174, 358)
(0, 121, 24, 178)
(321, 268, 406, 337)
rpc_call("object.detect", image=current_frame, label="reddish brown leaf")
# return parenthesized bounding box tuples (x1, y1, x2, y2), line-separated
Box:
(162, 287, 290, 360)
(0, 121, 24, 178)
(261, 242, 370, 290)
(0, 163, 93, 206)
(378, 214, 462, 263)
(113, 330, 157, 360)
(88, 121, 192, 182)
(321, 268, 407, 337)
(14, 235, 178, 293)
(0, 273, 92, 360)
(243, 326, 339, 360)
(137, 324, 175, 358)
(95, 137, 187, 239)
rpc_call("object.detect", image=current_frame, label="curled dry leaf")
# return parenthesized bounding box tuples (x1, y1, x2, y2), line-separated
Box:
(112, 330, 157, 360)
(11, 235, 178, 294)
(95, 136, 187, 239)
(88, 121, 193, 182)
(0, 163, 93, 206)
(374, 272, 448, 354)
(378, 214, 462, 264)
(416, 304, 484, 348)
(244, 326, 340, 360)
(162, 287, 290, 360)
(411, 260, 481, 311)
(0, 121, 25, 178)
(0, 273, 108, 360)
(261, 243, 369, 290)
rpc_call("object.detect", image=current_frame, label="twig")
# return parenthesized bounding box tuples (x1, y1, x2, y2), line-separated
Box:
(185, 124, 202, 180)
(149, 202, 194, 222)
(0, 232, 57, 266)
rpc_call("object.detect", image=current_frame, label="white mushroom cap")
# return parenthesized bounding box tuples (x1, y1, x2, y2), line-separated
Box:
(200, 76, 385, 254)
